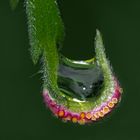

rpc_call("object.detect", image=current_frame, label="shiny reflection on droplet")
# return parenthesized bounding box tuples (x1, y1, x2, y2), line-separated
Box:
(83, 87, 86, 90)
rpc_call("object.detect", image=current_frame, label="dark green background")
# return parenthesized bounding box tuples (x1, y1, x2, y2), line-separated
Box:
(0, 0, 139, 139)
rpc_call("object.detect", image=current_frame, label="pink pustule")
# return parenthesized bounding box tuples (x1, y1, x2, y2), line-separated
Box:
(42, 79, 122, 124)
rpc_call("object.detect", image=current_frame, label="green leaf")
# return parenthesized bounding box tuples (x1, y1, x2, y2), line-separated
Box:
(26, 0, 65, 89)
(25, 0, 122, 122)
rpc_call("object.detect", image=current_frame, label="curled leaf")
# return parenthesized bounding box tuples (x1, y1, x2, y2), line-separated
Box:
(25, 0, 123, 124)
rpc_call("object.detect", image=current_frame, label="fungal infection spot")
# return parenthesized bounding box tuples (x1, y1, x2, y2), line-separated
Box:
(98, 111, 104, 117)
(94, 112, 100, 119)
(108, 102, 115, 108)
(91, 116, 96, 121)
(58, 110, 65, 117)
(80, 112, 86, 119)
(86, 112, 92, 120)
(103, 106, 110, 114)
(72, 117, 78, 123)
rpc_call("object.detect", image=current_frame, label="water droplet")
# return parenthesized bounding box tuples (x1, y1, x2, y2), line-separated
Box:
(57, 56, 104, 100)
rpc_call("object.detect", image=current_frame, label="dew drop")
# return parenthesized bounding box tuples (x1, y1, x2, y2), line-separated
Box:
(57, 57, 104, 100)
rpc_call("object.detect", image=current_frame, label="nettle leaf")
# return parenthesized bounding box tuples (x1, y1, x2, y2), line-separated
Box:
(25, 0, 123, 124)
(26, 0, 64, 89)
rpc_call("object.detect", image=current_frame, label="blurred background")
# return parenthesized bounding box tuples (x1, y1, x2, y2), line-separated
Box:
(0, 0, 140, 139)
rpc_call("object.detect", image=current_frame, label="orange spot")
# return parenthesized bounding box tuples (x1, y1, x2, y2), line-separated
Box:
(94, 112, 100, 119)
(72, 117, 78, 123)
(91, 116, 96, 121)
(103, 106, 110, 114)
(80, 112, 85, 119)
(98, 111, 104, 117)
(108, 102, 114, 108)
(58, 110, 65, 117)
(112, 98, 118, 104)
(86, 112, 92, 120)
